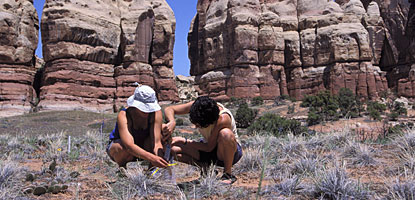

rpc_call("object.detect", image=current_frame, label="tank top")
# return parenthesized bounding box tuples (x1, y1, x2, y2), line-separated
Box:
(109, 108, 152, 145)
(198, 103, 238, 141)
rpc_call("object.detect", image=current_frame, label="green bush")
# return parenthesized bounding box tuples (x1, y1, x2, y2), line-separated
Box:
(387, 112, 399, 121)
(337, 88, 359, 118)
(301, 90, 339, 125)
(248, 113, 307, 136)
(175, 118, 184, 126)
(251, 96, 264, 106)
(280, 94, 290, 100)
(307, 109, 321, 126)
(229, 97, 245, 107)
(393, 102, 407, 116)
(235, 102, 258, 128)
(287, 104, 295, 114)
(367, 101, 386, 121)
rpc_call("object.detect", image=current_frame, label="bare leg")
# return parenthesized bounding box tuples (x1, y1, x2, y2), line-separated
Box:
(109, 141, 135, 168)
(216, 128, 237, 175)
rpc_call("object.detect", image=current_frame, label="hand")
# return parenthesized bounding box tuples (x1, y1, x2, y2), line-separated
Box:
(171, 137, 188, 146)
(149, 155, 169, 168)
(162, 121, 176, 141)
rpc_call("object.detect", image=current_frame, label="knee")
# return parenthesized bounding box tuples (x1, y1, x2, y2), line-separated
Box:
(218, 129, 235, 144)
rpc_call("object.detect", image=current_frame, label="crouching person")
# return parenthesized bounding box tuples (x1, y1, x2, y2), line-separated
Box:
(106, 84, 168, 170)
(163, 96, 243, 184)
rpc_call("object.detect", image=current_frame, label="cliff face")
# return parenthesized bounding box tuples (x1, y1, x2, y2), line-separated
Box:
(189, 0, 415, 101)
(39, 0, 178, 112)
(0, 0, 38, 117)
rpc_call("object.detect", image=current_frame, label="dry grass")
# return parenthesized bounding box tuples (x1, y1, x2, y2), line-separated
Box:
(0, 110, 414, 199)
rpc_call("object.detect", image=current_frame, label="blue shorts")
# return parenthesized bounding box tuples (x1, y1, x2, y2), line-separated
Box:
(198, 142, 243, 167)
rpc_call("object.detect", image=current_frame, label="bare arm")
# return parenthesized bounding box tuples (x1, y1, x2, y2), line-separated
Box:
(162, 101, 194, 136)
(187, 114, 233, 152)
(118, 111, 168, 168)
(151, 110, 164, 156)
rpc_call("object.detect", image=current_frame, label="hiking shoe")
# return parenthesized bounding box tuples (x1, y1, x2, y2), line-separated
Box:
(220, 173, 237, 185)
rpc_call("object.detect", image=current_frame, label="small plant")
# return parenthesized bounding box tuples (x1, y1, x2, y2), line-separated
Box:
(233, 147, 265, 174)
(291, 154, 319, 175)
(109, 165, 178, 199)
(251, 96, 264, 106)
(235, 102, 258, 128)
(367, 101, 386, 121)
(311, 165, 372, 199)
(287, 104, 295, 114)
(229, 97, 245, 107)
(175, 118, 184, 126)
(279, 134, 305, 157)
(301, 90, 340, 125)
(337, 88, 359, 118)
(262, 175, 302, 197)
(0, 160, 21, 199)
(386, 179, 415, 199)
(248, 113, 307, 136)
(388, 101, 408, 121)
(343, 141, 377, 166)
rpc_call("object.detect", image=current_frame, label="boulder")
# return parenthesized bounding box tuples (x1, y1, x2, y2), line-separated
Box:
(189, 0, 413, 100)
(40, 0, 179, 113)
(0, 0, 38, 117)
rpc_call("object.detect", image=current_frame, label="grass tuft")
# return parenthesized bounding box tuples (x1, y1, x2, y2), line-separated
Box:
(311, 165, 372, 199)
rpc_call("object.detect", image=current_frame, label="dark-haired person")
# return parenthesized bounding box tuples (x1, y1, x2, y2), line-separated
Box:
(106, 84, 168, 170)
(162, 96, 242, 184)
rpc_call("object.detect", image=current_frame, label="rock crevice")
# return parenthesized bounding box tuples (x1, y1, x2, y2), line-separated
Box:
(189, 0, 414, 100)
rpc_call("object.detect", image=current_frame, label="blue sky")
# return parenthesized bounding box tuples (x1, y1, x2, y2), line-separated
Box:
(33, 0, 197, 76)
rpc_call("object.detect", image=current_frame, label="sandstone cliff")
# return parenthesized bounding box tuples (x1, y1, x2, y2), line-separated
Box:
(189, 0, 415, 101)
(39, 0, 178, 112)
(0, 0, 38, 117)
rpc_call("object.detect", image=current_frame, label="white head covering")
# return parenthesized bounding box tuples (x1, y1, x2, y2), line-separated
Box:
(127, 84, 161, 113)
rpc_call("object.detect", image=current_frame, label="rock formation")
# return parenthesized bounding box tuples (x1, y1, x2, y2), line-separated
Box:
(175, 75, 198, 102)
(189, 0, 415, 101)
(0, 0, 38, 117)
(39, 0, 178, 112)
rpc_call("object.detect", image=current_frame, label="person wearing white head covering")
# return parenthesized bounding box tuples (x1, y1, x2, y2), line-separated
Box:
(106, 84, 168, 169)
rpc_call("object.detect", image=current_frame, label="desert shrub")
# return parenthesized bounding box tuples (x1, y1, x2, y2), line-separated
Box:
(387, 180, 415, 199)
(0, 160, 21, 199)
(262, 175, 302, 197)
(388, 101, 408, 121)
(248, 113, 307, 136)
(337, 88, 359, 118)
(287, 104, 295, 114)
(322, 129, 351, 150)
(311, 166, 372, 199)
(240, 134, 279, 149)
(343, 141, 377, 166)
(280, 94, 290, 100)
(194, 166, 229, 198)
(109, 165, 179, 199)
(279, 134, 305, 157)
(233, 147, 265, 174)
(291, 154, 320, 175)
(394, 132, 415, 173)
(392, 102, 407, 115)
(251, 96, 264, 106)
(229, 97, 245, 107)
(388, 112, 400, 121)
(301, 91, 339, 125)
(175, 118, 184, 126)
(235, 102, 258, 128)
(367, 101, 386, 121)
